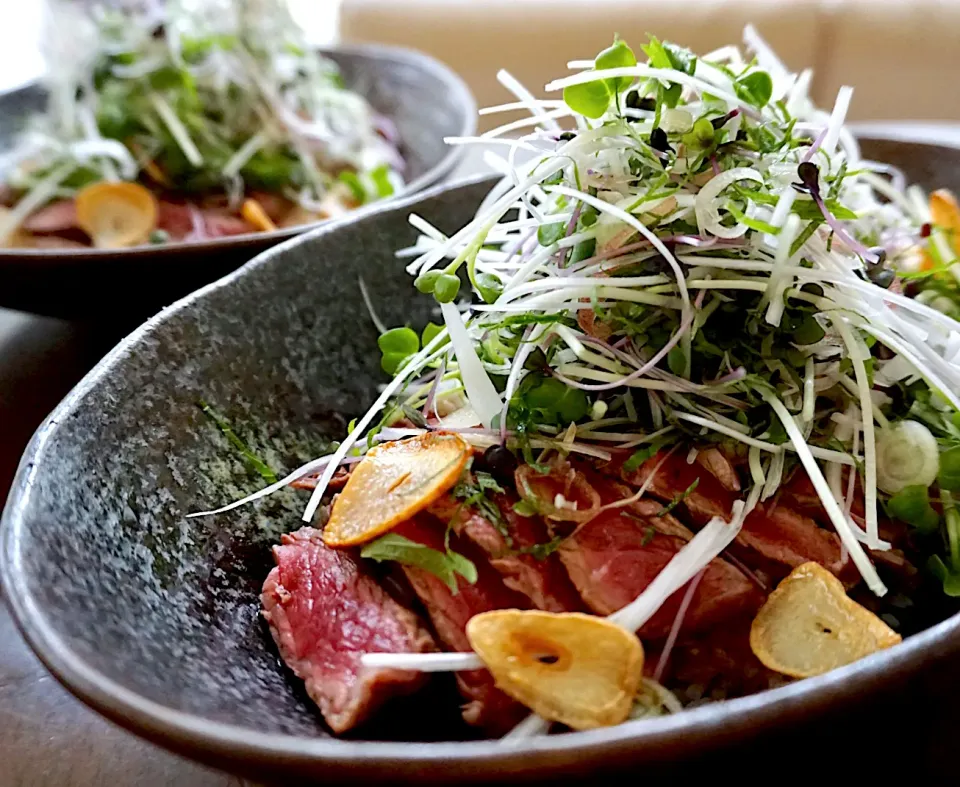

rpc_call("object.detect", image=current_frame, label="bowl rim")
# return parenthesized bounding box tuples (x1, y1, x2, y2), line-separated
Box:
(3, 168, 960, 777)
(0, 42, 476, 262)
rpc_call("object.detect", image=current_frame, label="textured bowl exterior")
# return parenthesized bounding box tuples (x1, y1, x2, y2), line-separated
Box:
(3, 142, 960, 783)
(0, 45, 475, 319)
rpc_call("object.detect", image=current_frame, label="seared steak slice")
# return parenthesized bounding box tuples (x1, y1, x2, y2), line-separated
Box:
(738, 503, 849, 578)
(612, 451, 850, 580)
(695, 447, 741, 492)
(427, 491, 585, 613)
(579, 465, 694, 540)
(261, 527, 435, 734)
(663, 615, 784, 697)
(618, 450, 733, 523)
(558, 508, 761, 639)
(22, 199, 78, 232)
(393, 516, 530, 734)
(779, 472, 916, 580)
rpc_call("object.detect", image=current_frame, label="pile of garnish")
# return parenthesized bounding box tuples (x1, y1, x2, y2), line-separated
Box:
(198, 26, 960, 735)
(0, 0, 402, 249)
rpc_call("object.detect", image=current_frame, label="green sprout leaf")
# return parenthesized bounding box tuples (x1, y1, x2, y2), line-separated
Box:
(538, 221, 566, 247)
(929, 555, 960, 597)
(681, 117, 715, 151)
(415, 270, 442, 294)
(361, 533, 477, 594)
(595, 37, 637, 92)
(792, 314, 826, 345)
(421, 321, 447, 350)
(641, 37, 694, 110)
(568, 238, 597, 265)
(938, 445, 960, 491)
(734, 70, 773, 108)
(378, 327, 419, 355)
(369, 164, 395, 198)
(512, 499, 539, 517)
(667, 346, 687, 376)
(378, 327, 419, 374)
(476, 272, 504, 304)
(563, 81, 611, 119)
(518, 375, 589, 425)
(641, 36, 672, 70)
(338, 170, 366, 203)
(433, 273, 461, 303)
(623, 440, 664, 473)
(887, 485, 941, 533)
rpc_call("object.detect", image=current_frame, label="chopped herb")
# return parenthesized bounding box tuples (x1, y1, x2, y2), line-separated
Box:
(361, 533, 477, 594)
(623, 440, 666, 473)
(657, 478, 700, 517)
(513, 499, 539, 517)
(518, 535, 566, 561)
(454, 473, 511, 544)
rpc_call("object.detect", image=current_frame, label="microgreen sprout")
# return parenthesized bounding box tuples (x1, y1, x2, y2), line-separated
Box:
(202, 28, 960, 603)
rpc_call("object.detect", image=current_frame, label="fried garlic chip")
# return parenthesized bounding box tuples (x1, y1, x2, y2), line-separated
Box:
(323, 433, 470, 547)
(931, 189, 960, 254)
(750, 562, 901, 679)
(466, 610, 644, 730)
(75, 181, 158, 248)
(919, 189, 960, 270)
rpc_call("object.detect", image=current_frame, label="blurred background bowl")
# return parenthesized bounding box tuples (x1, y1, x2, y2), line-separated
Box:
(0, 44, 475, 323)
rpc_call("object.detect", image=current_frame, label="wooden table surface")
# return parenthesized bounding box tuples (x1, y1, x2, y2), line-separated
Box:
(2, 136, 960, 785)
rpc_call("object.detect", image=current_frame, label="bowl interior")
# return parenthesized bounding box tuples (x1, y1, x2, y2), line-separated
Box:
(4, 138, 960, 777)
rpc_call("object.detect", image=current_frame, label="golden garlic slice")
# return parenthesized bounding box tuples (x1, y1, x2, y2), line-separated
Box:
(466, 610, 644, 730)
(931, 189, 960, 253)
(750, 562, 901, 679)
(322, 432, 470, 547)
(75, 182, 158, 248)
(241, 198, 277, 232)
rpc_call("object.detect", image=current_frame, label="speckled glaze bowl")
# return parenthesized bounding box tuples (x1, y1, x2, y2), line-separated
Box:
(4, 140, 960, 784)
(0, 44, 475, 321)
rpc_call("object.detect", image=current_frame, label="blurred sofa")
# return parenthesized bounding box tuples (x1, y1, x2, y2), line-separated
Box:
(339, 0, 959, 130)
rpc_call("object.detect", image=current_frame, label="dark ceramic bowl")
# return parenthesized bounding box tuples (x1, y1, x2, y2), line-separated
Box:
(4, 139, 960, 785)
(0, 45, 475, 321)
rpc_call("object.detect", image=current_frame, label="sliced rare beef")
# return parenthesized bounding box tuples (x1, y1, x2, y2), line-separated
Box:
(579, 465, 694, 540)
(658, 614, 784, 698)
(557, 507, 761, 639)
(261, 527, 436, 734)
(612, 451, 850, 580)
(426, 490, 585, 613)
(21, 199, 78, 232)
(157, 201, 256, 240)
(617, 450, 733, 523)
(393, 516, 530, 734)
(694, 447, 741, 492)
(780, 472, 917, 580)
